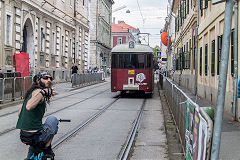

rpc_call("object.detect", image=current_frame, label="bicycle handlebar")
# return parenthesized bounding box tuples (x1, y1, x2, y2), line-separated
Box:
(59, 119, 71, 122)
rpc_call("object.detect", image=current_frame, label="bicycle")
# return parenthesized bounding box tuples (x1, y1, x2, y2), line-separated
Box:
(25, 119, 71, 160)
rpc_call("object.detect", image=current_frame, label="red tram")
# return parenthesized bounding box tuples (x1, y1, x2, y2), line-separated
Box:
(111, 42, 154, 94)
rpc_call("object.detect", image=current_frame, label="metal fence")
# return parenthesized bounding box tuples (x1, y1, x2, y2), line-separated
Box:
(0, 77, 32, 102)
(71, 73, 104, 88)
(0, 73, 104, 103)
(161, 75, 213, 160)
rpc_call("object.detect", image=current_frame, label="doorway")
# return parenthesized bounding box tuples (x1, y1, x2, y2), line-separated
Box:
(22, 18, 34, 76)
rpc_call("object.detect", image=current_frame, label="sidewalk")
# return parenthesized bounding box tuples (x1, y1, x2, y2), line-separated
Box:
(174, 82, 240, 160)
(0, 82, 73, 109)
(131, 83, 168, 159)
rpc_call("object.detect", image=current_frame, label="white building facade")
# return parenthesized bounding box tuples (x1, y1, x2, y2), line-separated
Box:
(0, 0, 90, 81)
(89, 0, 114, 70)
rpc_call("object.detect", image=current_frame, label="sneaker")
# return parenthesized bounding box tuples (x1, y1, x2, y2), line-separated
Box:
(43, 146, 55, 157)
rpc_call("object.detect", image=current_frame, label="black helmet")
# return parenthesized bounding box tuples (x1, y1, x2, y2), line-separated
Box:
(33, 71, 52, 83)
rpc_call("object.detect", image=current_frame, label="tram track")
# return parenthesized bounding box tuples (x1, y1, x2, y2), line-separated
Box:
(119, 98, 147, 160)
(0, 88, 110, 136)
(0, 82, 109, 118)
(52, 96, 121, 149)
(51, 96, 147, 159)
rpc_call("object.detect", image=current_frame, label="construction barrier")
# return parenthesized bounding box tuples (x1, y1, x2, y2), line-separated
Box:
(162, 76, 213, 160)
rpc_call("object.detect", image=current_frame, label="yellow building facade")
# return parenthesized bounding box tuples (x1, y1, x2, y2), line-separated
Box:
(172, 0, 240, 119)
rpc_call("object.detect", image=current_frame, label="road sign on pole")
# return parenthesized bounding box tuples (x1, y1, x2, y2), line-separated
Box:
(156, 51, 161, 57)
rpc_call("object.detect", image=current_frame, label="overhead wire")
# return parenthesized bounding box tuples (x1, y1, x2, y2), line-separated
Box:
(136, 0, 145, 26)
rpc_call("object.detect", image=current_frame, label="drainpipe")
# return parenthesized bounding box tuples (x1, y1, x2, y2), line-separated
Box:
(96, 0, 98, 68)
(73, 0, 76, 64)
(232, 0, 238, 121)
(74, 0, 76, 17)
(194, 0, 199, 96)
(211, 0, 234, 159)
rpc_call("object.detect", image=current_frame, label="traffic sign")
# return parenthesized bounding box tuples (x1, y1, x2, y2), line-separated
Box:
(156, 51, 161, 57)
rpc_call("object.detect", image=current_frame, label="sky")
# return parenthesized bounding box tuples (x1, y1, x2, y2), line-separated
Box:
(112, 0, 168, 48)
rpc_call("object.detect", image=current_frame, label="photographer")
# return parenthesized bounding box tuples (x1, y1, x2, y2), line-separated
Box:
(16, 71, 59, 160)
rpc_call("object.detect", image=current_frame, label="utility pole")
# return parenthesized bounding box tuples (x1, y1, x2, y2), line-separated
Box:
(211, 0, 234, 159)
(232, 0, 238, 121)
(194, 0, 200, 95)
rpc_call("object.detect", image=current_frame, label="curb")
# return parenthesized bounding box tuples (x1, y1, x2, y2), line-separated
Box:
(0, 99, 24, 110)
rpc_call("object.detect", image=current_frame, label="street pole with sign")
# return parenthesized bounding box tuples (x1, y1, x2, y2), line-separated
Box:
(211, 0, 234, 159)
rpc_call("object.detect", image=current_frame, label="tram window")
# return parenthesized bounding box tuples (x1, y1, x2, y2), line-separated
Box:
(112, 53, 153, 69)
(146, 54, 152, 68)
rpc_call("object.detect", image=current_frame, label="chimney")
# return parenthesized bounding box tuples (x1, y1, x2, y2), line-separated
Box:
(113, 17, 115, 24)
(118, 20, 124, 24)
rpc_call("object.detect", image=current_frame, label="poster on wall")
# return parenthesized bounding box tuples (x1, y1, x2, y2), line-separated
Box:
(185, 100, 195, 160)
(14, 52, 29, 77)
(197, 113, 208, 160)
(192, 110, 200, 160)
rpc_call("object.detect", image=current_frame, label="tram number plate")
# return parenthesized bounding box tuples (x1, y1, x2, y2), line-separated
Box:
(128, 70, 135, 74)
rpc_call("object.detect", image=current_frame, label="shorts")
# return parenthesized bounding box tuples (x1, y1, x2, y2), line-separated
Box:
(20, 116, 59, 147)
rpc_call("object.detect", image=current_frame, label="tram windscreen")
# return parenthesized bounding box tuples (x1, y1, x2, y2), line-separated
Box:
(111, 53, 153, 69)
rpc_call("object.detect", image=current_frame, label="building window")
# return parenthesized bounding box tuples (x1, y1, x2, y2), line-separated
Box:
(200, 47, 202, 76)
(231, 29, 234, 76)
(193, 36, 196, 69)
(62, 35, 65, 56)
(180, 48, 185, 70)
(189, 39, 191, 54)
(83, 0, 85, 6)
(70, 39, 72, 57)
(5, 14, 12, 45)
(40, 27, 45, 52)
(184, 45, 186, 68)
(217, 35, 223, 75)
(52, 32, 56, 55)
(187, 0, 189, 14)
(175, 18, 178, 33)
(200, 0, 203, 16)
(70, 0, 72, 7)
(185, 42, 190, 69)
(211, 40, 215, 76)
(75, 42, 78, 61)
(183, 0, 187, 19)
(205, 0, 208, 9)
(205, 44, 208, 76)
(117, 38, 122, 44)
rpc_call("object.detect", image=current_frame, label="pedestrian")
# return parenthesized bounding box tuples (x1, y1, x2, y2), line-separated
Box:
(0, 67, 3, 78)
(71, 63, 78, 83)
(107, 67, 110, 77)
(71, 63, 78, 74)
(16, 71, 58, 160)
(88, 67, 92, 73)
